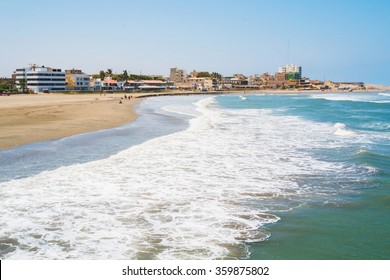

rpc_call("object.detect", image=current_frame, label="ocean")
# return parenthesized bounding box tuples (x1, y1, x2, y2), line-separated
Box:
(0, 92, 389, 260)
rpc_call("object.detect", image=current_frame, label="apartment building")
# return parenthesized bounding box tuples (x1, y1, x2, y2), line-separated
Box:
(278, 64, 302, 80)
(170, 67, 186, 82)
(14, 64, 66, 92)
(65, 69, 90, 90)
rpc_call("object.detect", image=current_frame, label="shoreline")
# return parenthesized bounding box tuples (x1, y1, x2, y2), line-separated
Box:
(0, 90, 387, 150)
(0, 94, 141, 150)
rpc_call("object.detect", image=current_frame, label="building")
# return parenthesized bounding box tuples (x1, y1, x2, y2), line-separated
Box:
(14, 64, 66, 93)
(325, 81, 365, 91)
(138, 80, 167, 91)
(310, 80, 325, 89)
(101, 79, 118, 90)
(220, 77, 249, 89)
(65, 69, 90, 90)
(170, 67, 186, 83)
(90, 78, 102, 91)
(186, 77, 213, 91)
(123, 80, 140, 91)
(274, 72, 287, 81)
(233, 73, 246, 80)
(278, 64, 302, 80)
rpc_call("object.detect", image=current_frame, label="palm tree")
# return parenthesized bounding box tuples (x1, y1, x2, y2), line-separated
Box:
(122, 70, 129, 81)
(99, 70, 106, 80)
(106, 69, 113, 76)
(18, 78, 26, 93)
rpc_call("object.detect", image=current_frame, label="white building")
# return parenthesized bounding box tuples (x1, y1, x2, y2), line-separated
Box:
(65, 69, 90, 90)
(90, 78, 102, 91)
(14, 64, 66, 93)
(278, 64, 302, 79)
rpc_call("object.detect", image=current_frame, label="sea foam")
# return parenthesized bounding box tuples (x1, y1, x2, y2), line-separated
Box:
(0, 95, 370, 260)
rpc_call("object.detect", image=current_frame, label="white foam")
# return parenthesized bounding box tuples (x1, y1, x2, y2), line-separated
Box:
(161, 105, 199, 117)
(0, 96, 368, 260)
(333, 123, 357, 136)
(310, 93, 390, 103)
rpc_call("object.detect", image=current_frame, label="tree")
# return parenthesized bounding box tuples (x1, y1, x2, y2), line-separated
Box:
(18, 79, 26, 93)
(128, 74, 153, 80)
(122, 70, 129, 81)
(106, 69, 113, 76)
(111, 74, 120, 80)
(196, 72, 211, 78)
(99, 70, 106, 80)
(0, 78, 14, 92)
(211, 72, 222, 80)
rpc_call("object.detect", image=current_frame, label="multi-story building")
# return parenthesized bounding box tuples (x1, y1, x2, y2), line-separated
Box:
(220, 77, 249, 89)
(65, 69, 90, 90)
(14, 64, 66, 92)
(278, 64, 302, 80)
(187, 77, 213, 91)
(90, 78, 102, 91)
(170, 67, 186, 83)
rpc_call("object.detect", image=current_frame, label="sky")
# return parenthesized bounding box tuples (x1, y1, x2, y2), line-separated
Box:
(1, 0, 389, 84)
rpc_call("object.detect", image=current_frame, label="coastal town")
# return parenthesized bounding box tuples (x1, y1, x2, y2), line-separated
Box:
(0, 63, 376, 95)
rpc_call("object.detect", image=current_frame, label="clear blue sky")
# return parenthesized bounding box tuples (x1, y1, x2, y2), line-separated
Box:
(1, 0, 389, 84)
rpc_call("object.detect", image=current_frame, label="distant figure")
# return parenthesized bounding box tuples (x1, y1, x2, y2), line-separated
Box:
(124, 95, 127, 99)
(119, 100, 122, 104)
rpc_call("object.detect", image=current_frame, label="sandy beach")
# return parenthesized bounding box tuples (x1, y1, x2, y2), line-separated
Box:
(0, 89, 386, 150)
(0, 93, 141, 150)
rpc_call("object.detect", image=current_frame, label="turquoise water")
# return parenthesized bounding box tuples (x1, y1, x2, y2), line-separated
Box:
(0, 92, 389, 259)
(217, 93, 390, 259)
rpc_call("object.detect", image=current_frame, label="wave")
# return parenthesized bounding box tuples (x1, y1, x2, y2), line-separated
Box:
(0, 96, 371, 260)
(333, 123, 356, 136)
(310, 93, 390, 104)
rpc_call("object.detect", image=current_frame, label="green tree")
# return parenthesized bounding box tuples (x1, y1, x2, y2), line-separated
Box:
(106, 69, 113, 76)
(111, 74, 120, 80)
(122, 70, 129, 81)
(0, 78, 14, 92)
(128, 74, 153, 80)
(99, 70, 106, 80)
(211, 72, 222, 80)
(196, 72, 211, 78)
(18, 79, 26, 93)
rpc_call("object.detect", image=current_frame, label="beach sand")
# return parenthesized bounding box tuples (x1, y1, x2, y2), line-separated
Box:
(0, 89, 382, 150)
(0, 93, 141, 150)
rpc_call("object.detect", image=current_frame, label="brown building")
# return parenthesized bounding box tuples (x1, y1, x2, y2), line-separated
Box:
(170, 67, 186, 82)
(274, 72, 287, 81)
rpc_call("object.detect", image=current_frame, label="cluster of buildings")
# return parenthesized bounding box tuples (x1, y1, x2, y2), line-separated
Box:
(11, 64, 365, 93)
(169, 65, 365, 91)
(12, 64, 169, 93)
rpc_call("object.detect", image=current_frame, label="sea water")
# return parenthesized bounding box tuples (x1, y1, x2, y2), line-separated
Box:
(0, 92, 389, 259)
